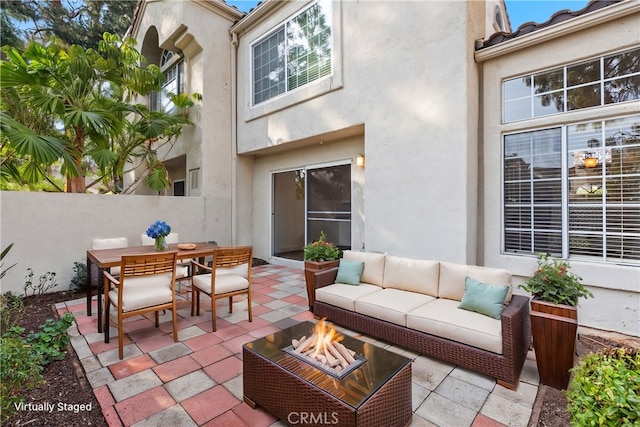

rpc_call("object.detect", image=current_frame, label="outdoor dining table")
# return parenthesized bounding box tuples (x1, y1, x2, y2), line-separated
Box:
(86, 242, 218, 333)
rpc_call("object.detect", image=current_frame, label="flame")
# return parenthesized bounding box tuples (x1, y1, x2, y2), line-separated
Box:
(311, 318, 343, 358)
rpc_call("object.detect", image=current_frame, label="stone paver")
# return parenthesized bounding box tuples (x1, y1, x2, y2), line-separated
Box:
(63, 264, 539, 427)
(164, 370, 216, 402)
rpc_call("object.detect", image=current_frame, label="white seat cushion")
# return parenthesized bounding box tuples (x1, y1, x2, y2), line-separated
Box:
(192, 273, 248, 295)
(355, 288, 435, 326)
(109, 274, 173, 312)
(175, 265, 189, 279)
(215, 264, 249, 278)
(438, 261, 512, 303)
(342, 251, 386, 286)
(406, 299, 503, 354)
(382, 255, 440, 297)
(315, 283, 383, 311)
(93, 237, 128, 278)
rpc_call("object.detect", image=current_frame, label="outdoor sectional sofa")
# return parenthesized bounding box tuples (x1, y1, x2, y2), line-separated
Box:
(312, 251, 531, 389)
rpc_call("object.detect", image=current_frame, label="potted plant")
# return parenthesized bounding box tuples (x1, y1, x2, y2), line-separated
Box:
(303, 231, 341, 311)
(520, 253, 594, 390)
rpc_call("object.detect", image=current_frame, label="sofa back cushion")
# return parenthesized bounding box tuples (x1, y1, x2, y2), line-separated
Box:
(343, 250, 386, 286)
(382, 255, 440, 297)
(438, 261, 512, 303)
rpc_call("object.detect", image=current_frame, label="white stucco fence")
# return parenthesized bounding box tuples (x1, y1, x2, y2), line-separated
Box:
(0, 191, 219, 295)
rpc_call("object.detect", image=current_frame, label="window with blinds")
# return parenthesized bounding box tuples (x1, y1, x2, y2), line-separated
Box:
(252, 0, 332, 106)
(503, 47, 639, 123)
(504, 115, 640, 263)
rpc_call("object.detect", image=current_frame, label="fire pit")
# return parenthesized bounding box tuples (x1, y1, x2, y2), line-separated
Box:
(283, 318, 366, 378)
(243, 321, 412, 427)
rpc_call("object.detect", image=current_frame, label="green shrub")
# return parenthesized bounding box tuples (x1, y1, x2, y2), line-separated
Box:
(567, 347, 640, 426)
(25, 313, 75, 364)
(0, 336, 44, 420)
(0, 292, 24, 335)
(0, 313, 74, 420)
(69, 261, 87, 292)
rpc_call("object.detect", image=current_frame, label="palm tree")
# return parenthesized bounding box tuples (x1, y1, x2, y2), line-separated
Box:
(1, 33, 191, 193)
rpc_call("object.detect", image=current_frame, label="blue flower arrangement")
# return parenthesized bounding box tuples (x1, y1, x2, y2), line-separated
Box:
(146, 220, 171, 251)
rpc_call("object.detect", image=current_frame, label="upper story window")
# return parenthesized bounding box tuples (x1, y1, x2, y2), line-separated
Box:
(252, 0, 332, 106)
(503, 47, 640, 123)
(152, 50, 184, 114)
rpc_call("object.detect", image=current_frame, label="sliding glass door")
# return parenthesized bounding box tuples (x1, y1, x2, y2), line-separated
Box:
(272, 163, 351, 260)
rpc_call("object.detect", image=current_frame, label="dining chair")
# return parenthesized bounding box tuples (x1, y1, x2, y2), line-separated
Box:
(190, 246, 253, 331)
(103, 251, 179, 359)
(87, 237, 128, 316)
(140, 232, 190, 281)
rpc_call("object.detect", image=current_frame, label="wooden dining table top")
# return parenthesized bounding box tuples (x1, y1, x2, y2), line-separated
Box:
(87, 242, 218, 269)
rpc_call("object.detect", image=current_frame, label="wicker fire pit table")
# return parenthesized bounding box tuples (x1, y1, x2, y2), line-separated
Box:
(243, 321, 412, 426)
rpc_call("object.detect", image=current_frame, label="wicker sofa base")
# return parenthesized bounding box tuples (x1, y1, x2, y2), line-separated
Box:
(314, 296, 531, 389)
(243, 345, 412, 427)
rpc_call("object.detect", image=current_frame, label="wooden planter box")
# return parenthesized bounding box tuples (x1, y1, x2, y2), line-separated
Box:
(530, 299, 578, 390)
(304, 260, 340, 311)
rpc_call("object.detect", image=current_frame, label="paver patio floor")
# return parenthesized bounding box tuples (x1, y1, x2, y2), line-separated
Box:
(59, 264, 541, 426)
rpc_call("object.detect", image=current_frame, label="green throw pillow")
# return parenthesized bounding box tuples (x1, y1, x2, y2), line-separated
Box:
(458, 277, 509, 319)
(335, 259, 364, 286)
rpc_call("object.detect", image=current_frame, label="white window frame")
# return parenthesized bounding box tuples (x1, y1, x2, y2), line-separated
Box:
(502, 46, 640, 123)
(246, 0, 343, 121)
(502, 114, 640, 264)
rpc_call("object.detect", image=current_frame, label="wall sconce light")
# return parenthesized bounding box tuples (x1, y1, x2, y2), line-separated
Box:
(356, 154, 365, 168)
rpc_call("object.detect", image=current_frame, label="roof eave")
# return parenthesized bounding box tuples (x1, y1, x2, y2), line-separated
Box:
(475, 0, 640, 62)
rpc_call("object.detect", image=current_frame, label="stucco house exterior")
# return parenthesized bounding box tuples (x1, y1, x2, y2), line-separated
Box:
(128, 0, 639, 337)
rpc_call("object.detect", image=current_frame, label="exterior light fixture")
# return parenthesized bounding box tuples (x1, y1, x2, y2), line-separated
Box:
(356, 154, 365, 168)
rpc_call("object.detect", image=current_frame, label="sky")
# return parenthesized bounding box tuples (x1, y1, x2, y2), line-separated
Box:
(224, 0, 591, 31)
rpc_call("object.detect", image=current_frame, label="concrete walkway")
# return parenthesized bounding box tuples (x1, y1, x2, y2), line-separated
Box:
(60, 264, 541, 426)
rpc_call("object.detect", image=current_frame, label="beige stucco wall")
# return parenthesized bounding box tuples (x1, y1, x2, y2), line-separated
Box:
(234, 0, 486, 264)
(479, 4, 640, 336)
(131, 0, 243, 243)
(0, 191, 215, 294)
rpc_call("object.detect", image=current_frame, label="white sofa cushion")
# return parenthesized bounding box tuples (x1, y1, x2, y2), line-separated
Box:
(406, 299, 503, 354)
(343, 250, 386, 286)
(438, 261, 512, 303)
(355, 288, 435, 326)
(382, 255, 439, 297)
(315, 283, 383, 311)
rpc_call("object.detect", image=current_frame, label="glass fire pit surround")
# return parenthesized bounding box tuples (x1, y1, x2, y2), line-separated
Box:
(243, 321, 412, 427)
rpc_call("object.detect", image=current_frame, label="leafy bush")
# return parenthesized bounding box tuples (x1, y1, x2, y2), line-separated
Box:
(0, 313, 74, 420)
(567, 347, 640, 426)
(25, 313, 75, 364)
(304, 231, 341, 261)
(520, 253, 593, 306)
(0, 292, 24, 335)
(0, 336, 44, 419)
(69, 261, 87, 292)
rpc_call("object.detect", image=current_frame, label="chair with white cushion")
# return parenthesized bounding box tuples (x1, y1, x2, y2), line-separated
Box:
(190, 246, 253, 331)
(140, 233, 190, 280)
(103, 251, 179, 359)
(87, 237, 128, 317)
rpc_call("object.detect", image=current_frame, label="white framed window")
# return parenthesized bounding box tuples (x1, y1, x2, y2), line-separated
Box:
(503, 114, 640, 263)
(503, 47, 639, 123)
(252, 0, 332, 106)
(152, 50, 184, 114)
